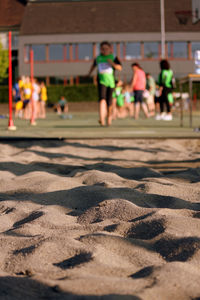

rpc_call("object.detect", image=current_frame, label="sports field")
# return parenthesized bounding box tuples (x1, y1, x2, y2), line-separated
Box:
(0, 110, 200, 139)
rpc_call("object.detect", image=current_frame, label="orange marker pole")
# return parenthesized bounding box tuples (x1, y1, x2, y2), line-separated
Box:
(30, 49, 36, 125)
(8, 31, 16, 130)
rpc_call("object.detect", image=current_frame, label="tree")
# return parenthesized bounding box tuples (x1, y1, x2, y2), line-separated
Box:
(0, 38, 9, 83)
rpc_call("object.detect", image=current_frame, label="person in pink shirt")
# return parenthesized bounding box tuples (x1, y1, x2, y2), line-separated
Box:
(131, 63, 149, 119)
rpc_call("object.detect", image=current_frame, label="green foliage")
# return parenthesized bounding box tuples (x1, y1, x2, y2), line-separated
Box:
(0, 86, 8, 103)
(0, 84, 98, 103)
(0, 40, 9, 83)
(175, 81, 200, 98)
(46, 84, 98, 103)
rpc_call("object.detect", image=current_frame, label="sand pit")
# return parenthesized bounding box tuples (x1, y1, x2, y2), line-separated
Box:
(0, 138, 200, 299)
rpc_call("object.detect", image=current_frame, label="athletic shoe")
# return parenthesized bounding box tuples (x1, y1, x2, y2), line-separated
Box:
(163, 114, 173, 121)
(155, 113, 166, 120)
(155, 114, 162, 120)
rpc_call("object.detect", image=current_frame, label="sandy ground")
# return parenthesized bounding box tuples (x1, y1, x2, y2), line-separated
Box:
(0, 138, 200, 299)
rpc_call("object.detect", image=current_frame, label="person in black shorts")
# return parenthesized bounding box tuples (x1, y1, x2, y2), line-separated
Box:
(87, 41, 122, 126)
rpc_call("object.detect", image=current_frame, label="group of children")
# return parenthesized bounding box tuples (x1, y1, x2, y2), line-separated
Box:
(88, 41, 175, 126)
(13, 41, 175, 126)
(112, 80, 134, 119)
(13, 76, 48, 122)
(111, 72, 161, 121)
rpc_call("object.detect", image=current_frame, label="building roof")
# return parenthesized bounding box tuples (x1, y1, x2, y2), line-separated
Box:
(0, 0, 27, 30)
(20, 0, 200, 36)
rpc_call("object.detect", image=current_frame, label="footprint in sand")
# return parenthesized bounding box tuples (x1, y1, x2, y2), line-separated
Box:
(154, 237, 200, 262)
(126, 219, 166, 240)
(13, 245, 36, 256)
(104, 224, 119, 232)
(129, 265, 155, 279)
(0, 206, 15, 215)
(193, 212, 200, 219)
(12, 211, 44, 229)
(53, 251, 93, 270)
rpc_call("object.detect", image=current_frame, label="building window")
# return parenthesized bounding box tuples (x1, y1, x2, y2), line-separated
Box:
(173, 42, 188, 58)
(112, 42, 124, 59)
(49, 44, 64, 61)
(167, 42, 173, 58)
(112, 43, 117, 57)
(65, 44, 70, 60)
(72, 44, 77, 60)
(125, 42, 141, 60)
(95, 43, 100, 56)
(78, 43, 93, 60)
(144, 42, 159, 58)
(119, 43, 124, 59)
(191, 42, 200, 57)
(31, 44, 46, 61)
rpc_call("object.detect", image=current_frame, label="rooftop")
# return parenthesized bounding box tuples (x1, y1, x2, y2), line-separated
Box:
(0, 0, 26, 29)
(20, 0, 200, 36)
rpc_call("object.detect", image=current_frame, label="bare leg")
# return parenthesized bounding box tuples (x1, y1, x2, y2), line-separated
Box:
(64, 104, 69, 113)
(99, 99, 107, 126)
(37, 101, 41, 118)
(147, 102, 155, 116)
(57, 105, 62, 114)
(141, 102, 149, 118)
(24, 102, 31, 120)
(40, 101, 46, 118)
(107, 104, 113, 126)
(112, 98, 117, 120)
(134, 102, 140, 119)
(117, 106, 127, 118)
(126, 103, 134, 117)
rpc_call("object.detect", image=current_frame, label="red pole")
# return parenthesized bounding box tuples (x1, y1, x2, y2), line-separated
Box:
(8, 31, 16, 130)
(30, 49, 36, 125)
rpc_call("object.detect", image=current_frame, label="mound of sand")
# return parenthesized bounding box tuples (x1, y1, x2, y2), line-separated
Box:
(0, 138, 200, 299)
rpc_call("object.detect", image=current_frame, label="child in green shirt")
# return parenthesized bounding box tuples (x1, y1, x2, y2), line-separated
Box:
(88, 41, 122, 126)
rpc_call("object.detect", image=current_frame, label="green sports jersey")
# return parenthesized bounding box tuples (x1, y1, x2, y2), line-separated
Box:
(117, 93, 125, 107)
(96, 54, 115, 88)
(158, 69, 173, 88)
(112, 86, 122, 98)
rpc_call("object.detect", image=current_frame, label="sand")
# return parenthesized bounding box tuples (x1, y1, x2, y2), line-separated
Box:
(0, 138, 200, 300)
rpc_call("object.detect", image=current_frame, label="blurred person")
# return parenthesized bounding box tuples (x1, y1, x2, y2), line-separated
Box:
(18, 76, 25, 91)
(145, 73, 156, 117)
(31, 78, 40, 123)
(156, 59, 174, 121)
(13, 79, 23, 118)
(154, 84, 161, 114)
(55, 96, 68, 114)
(23, 76, 32, 119)
(131, 63, 149, 120)
(39, 81, 48, 119)
(112, 80, 123, 119)
(124, 84, 134, 117)
(87, 41, 122, 126)
(116, 83, 127, 119)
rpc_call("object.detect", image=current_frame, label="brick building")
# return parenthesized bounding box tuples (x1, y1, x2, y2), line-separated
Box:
(2, 0, 200, 83)
(0, 0, 27, 80)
